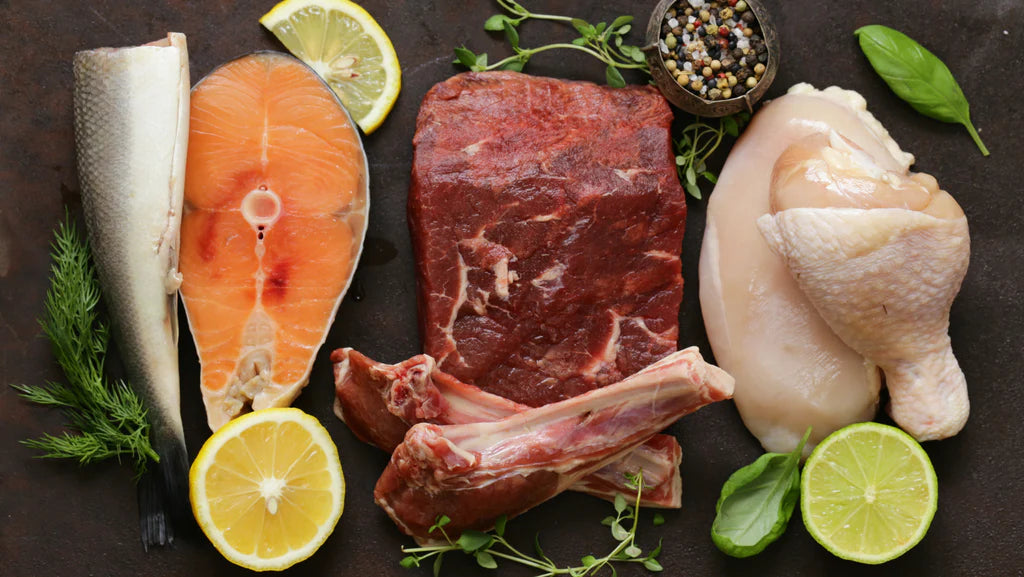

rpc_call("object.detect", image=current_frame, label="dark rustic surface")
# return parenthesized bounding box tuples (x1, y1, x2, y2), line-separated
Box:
(1, 1, 1022, 576)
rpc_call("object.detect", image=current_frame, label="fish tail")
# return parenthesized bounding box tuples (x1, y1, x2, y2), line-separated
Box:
(138, 435, 191, 550)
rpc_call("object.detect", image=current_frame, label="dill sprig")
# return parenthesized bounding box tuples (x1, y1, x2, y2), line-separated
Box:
(12, 215, 158, 474)
(400, 470, 665, 576)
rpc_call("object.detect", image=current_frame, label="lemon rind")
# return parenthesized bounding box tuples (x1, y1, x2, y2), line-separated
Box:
(800, 422, 938, 565)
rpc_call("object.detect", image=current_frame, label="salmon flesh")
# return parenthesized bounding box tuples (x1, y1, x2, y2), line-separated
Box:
(72, 32, 191, 547)
(180, 52, 369, 430)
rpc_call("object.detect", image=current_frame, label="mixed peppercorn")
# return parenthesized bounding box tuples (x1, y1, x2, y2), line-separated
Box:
(659, 0, 768, 100)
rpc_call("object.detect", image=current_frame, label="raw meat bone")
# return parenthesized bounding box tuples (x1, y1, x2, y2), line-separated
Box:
(331, 348, 683, 508)
(758, 132, 970, 441)
(373, 347, 734, 542)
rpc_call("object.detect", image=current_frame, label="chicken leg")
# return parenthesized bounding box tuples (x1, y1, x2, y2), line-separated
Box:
(758, 131, 970, 440)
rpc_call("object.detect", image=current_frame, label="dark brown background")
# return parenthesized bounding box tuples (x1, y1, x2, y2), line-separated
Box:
(2, 0, 1022, 575)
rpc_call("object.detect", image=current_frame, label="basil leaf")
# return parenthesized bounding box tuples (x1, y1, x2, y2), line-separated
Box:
(710, 427, 811, 557)
(855, 25, 989, 156)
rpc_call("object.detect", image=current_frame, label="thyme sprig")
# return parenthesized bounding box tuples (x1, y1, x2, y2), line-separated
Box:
(675, 113, 751, 199)
(400, 471, 665, 576)
(12, 216, 157, 475)
(454, 0, 649, 87)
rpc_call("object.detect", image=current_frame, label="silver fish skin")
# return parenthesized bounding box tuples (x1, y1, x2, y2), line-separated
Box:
(72, 32, 190, 549)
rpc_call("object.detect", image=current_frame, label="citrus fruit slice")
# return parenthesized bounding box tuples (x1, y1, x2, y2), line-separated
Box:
(801, 422, 938, 565)
(190, 408, 345, 571)
(260, 0, 401, 134)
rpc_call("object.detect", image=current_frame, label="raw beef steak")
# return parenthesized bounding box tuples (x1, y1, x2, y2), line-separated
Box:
(409, 71, 687, 406)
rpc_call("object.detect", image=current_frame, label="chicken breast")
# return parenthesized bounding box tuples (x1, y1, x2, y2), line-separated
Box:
(699, 84, 914, 453)
(759, 132, 970, 441)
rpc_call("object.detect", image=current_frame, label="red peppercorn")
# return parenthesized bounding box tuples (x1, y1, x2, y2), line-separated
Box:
(728, 0, 738, 5)
(717, 72, 728, 78)
(719, 25, 730, 36)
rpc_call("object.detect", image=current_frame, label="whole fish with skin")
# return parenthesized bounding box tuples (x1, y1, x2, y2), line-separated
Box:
(72, 32, 190, 548)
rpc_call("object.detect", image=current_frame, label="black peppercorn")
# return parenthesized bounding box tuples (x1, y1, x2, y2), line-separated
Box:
(741, 10, 756, 24)
(733, 85, 746, 96)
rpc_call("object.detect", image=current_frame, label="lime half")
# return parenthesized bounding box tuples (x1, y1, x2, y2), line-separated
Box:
(261, 0, 401, 134)
(801, 422, 938, 564)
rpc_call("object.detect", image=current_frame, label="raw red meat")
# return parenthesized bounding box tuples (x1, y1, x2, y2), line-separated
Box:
(331, 347, 683, 508)
(373, 347, 733, 542)
(409, 71, 687, 407)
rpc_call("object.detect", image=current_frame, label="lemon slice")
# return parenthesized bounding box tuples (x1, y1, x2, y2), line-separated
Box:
(260, 0, 401, 134)
(190, 408, 345, 571)
(801, 422, 938, 565)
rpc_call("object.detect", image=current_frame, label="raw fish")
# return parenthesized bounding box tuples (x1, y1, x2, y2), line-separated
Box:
(73, 32, 190, 547)
(180, 52, 369, 430)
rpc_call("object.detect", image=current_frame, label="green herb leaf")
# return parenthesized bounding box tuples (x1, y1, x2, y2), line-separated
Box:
(643, 558, 664, 571)
(722, 115, 739, 137)
(14, 216, 157, 475)
(601, 515, 616, 526)
(684, 180, 702, 200)
(500, 59, 526, 72)
(454, 46, 478, 69)
(652, 513, 665, 527)
(605, 65, 625, 88)
(617, 25, 631, 36)
(475, 53, 489, 70)
(475, 551, 498, 569)
(855, 24, 988, 156)
(400, 555, 420, 568)
(711, 427, 811, 557)
(398, 471, 666, 575)
(595, 22, 607, 35)
(457, 530, 493, 552)
(613, 493, 628, 513)
(610, 15, 633, 30)
(484, 14, 514, 31)
(702, 172, 718, 184)
(571, 37, 588, 46)
(571, 18, 595, 38)
(503, 20, 520, 50)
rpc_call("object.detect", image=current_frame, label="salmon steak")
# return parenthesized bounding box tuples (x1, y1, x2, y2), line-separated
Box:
(180, 52, 369, 431)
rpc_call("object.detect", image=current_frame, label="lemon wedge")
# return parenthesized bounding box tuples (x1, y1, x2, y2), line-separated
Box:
(190, 408, 345, 571)
(260, 0, 401, 134)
